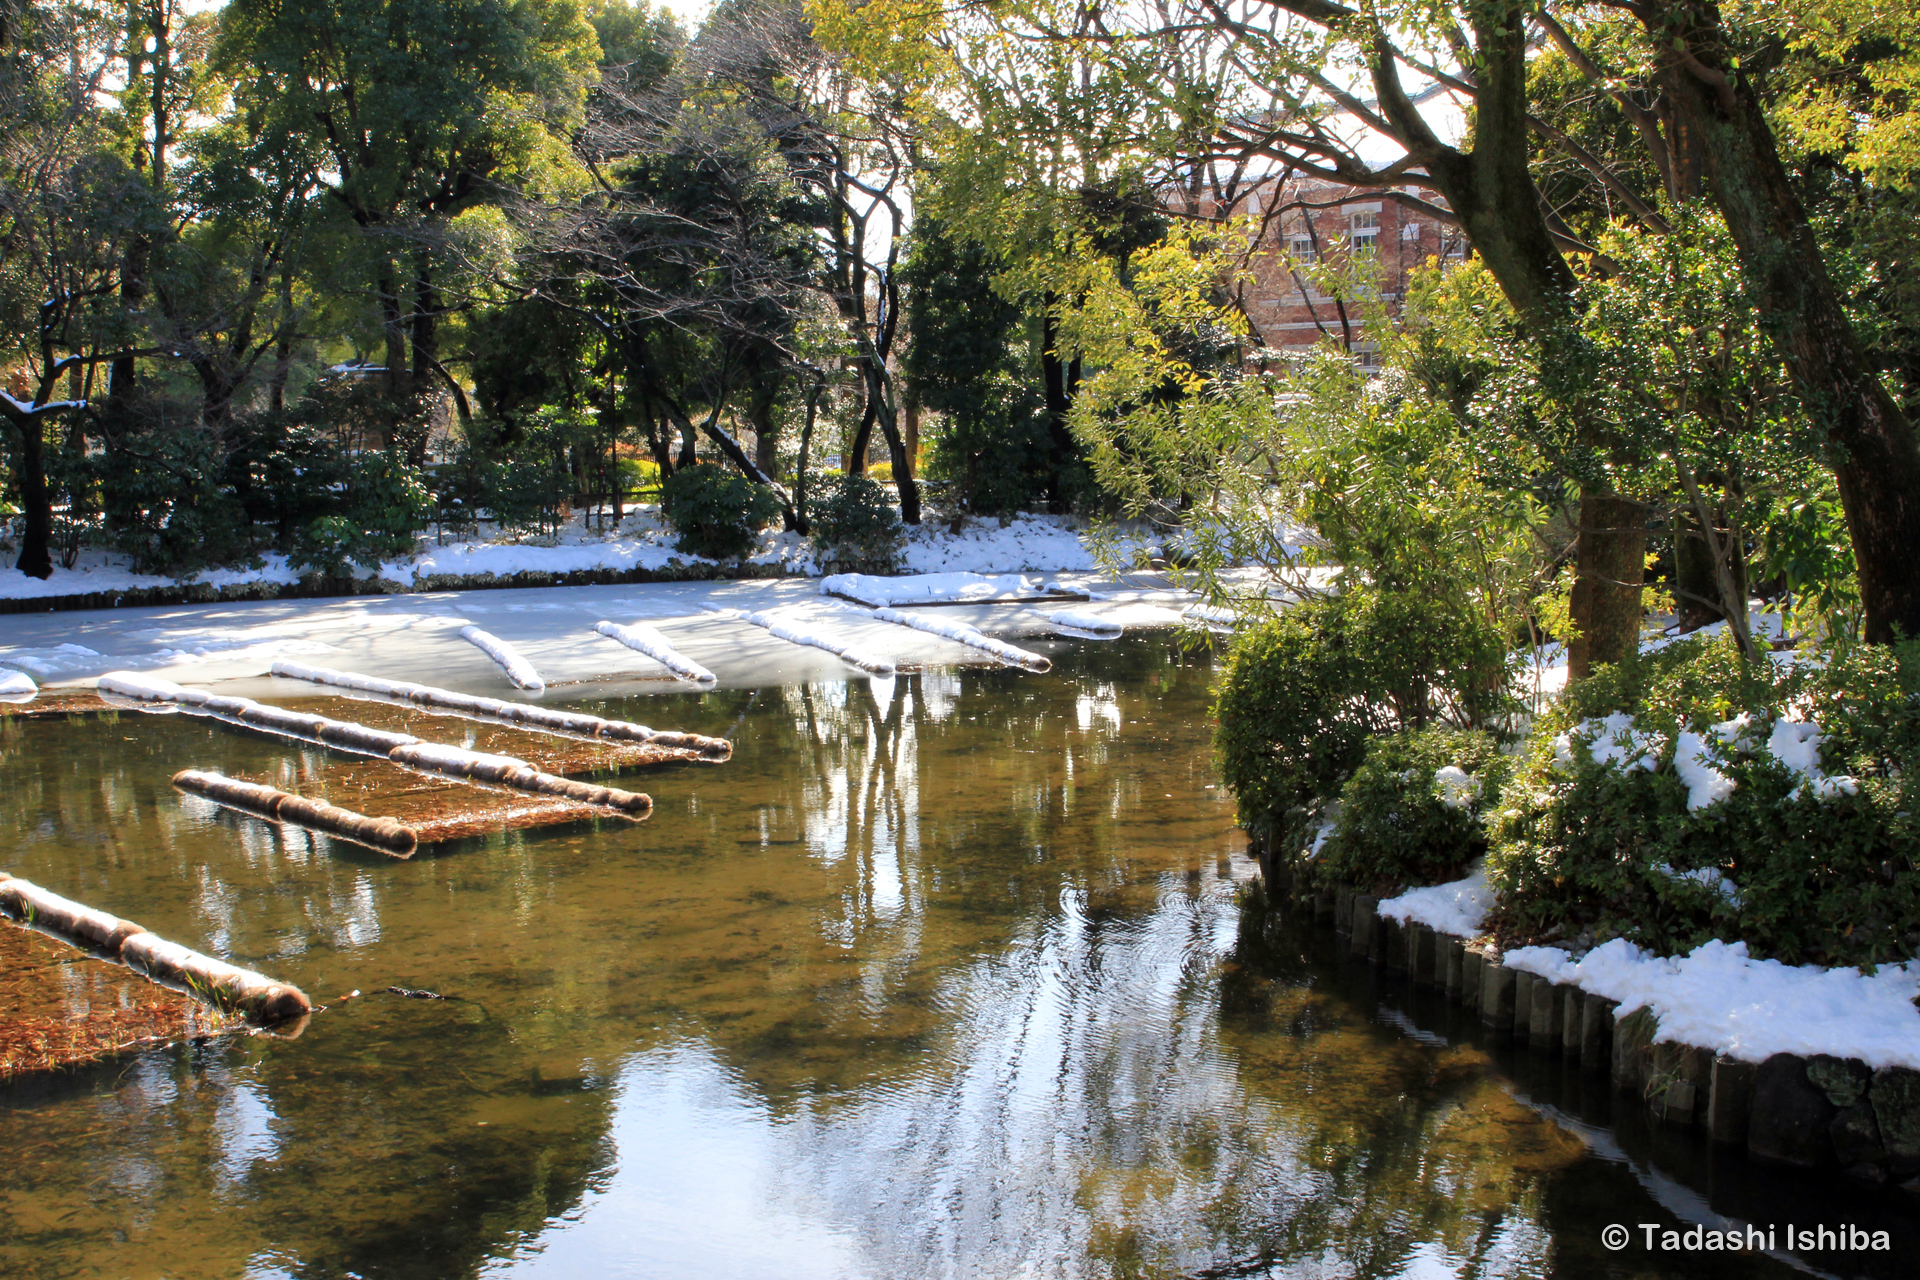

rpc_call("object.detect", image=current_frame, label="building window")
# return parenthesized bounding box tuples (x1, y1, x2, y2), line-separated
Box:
(1290, 235, 1317, 263)
(1350, 209, 1379, 255)
(1355, 346, 1381, 370)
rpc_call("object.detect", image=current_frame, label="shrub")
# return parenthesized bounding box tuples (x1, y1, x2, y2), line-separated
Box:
(807, 472, 902, 573)
(1316, 727, 1509, 894)
(97, 419, 256, 574)
(1486, 634, 1920, 966)
(1214, 590, 1512, 852)
(290, 452, 432, 576)
(660, 463, 780, 560)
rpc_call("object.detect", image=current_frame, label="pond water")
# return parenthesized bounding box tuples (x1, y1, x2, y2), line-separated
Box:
(0, 634, 1910, 1278)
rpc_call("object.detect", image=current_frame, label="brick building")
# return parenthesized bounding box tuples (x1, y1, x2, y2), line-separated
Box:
(1224, 177, 1468, 368)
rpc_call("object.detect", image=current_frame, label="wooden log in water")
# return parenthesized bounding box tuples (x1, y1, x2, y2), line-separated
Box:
(172, 770, 419, 856)
(270, 660, 731, 759)
(869, 606, 1051, 672)
(0, 874, 147, 957)
(386, 743, 653, 816)
(0, 872, 311, 1025)
(118, 932, 311, 1025)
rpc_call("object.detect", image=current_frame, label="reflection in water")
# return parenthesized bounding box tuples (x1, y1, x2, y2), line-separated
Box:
(0, 638, 1906, 1278)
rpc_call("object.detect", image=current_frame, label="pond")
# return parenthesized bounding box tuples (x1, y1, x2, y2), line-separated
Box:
(0, 634, 1909, 1278)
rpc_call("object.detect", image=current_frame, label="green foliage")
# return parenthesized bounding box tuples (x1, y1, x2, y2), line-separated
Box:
(1316, 728, 1509, 894)
(291, 451, 433, 576)
(806, 471, 902, 573)
(902, 217, 1058, 514)
(96, 419, 256, 575)
(660, 463, 779, 560)
(1213, 592, 1513, 849)
(1487, 635, 1920, 966)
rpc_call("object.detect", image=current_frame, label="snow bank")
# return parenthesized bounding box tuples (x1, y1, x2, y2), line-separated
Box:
(1377, 863, 1493, 937)
(1043, 608, 1123, 638)
(822, 571, 1068, 607)
(594, 620, 716, 685)
(1502, 938, 1920, 1070)
(737, 609, 896, 676)
(869, 607, 1049, 672)
(899, 514, 1105, 575)
(458, 626, 545, 693)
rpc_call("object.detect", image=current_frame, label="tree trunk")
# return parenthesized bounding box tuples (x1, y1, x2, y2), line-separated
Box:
(1367, 7, 1645, 669)
(8, 418, 54, 579)
(1644, 2, 1920, 644)
(1567, 496, 1647, 680)
(1040, 305, 1079, 513)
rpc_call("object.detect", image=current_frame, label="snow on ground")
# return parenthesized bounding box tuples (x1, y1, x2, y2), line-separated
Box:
(0, 549, 306, 601)
(900, 514, 1129, 575)
(1377, 861, 1920, 1070)
(1, 509, 1135, 603)
(1503, 939, 1920, 1070)
(1377, 862, 1493, 937)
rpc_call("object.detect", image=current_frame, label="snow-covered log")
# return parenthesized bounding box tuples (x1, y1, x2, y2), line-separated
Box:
(0, 872, 311, 1025)
(870, 607, 1050, 672)
(458, 625, 546, 692)
(740, 609, 897, 676)
(1042, 608, 1123, 638)
(269, 660, 730, 759)
(594, 620, 716, 685)
(0, 668, 37, 702)
(1182, 604, 1240, 628)
(173, 770, 418, 856)
(387, 742, 652, 815)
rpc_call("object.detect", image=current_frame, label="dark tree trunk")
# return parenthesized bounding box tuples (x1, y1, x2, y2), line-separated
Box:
(8, 419, 54, 579)
(1568, 496, 1648, 680)
(848, 395, 876, 475)
(1040, 305, 1080, 514)
(1674, 506, 1748, 632)
(1369, 7, 1645, 670)
(1643, 0, 1920, 644)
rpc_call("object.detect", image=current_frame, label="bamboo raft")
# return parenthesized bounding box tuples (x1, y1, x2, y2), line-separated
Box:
(0, 873, 311, 1026)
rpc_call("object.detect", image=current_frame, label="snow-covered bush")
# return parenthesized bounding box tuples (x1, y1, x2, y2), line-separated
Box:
(660, 463, 779, 560)
(1487, 635, 1920, 967)
(1214, 591, 1511, 853)
(1315, 727, 1510, 894)
(807, 472, 901, 574)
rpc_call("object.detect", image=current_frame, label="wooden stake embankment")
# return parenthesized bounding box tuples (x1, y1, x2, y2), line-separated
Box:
(269, 660, 731, 759)
(0, 872, 311, 1026)
(869, 607, 1051, 672)
(173, 770, 418, 856)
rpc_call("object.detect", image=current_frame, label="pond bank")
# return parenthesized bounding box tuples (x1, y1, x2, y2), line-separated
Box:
(1255, 852, 1920, 1194)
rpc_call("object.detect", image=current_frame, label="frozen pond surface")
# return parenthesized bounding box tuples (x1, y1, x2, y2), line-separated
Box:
(0, 628, 1913, 1278)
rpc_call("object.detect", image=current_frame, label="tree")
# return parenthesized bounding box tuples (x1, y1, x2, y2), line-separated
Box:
(215, 0, 600, 455)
